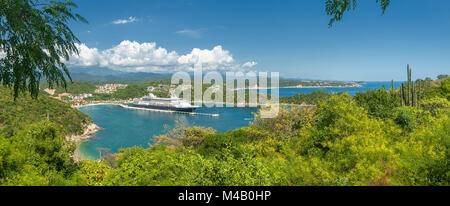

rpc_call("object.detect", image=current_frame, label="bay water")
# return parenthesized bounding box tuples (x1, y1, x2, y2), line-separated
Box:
(78, 81, 400, 159)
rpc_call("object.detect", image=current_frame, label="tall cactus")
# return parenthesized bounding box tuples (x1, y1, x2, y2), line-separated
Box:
(391, 79, 394, 94)
(412, 83, 416, 107)
(407, 65, 411, 106)
(401, 83, 407, 106)
(417, 81, 422, 108)
(399, 83, 403, 106)
(400, 65, 421, 107)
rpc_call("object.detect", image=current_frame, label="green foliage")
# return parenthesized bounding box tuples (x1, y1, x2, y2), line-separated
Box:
(43, 81, 97, 96)
(0, 86, 91, 137)
(115, 84, 163, 100)
(325, 0, 391, 27)
(437, 75, 449, 80)
(79, 161, 111, 186)
(280, 90, 331, 105)
(0, 121, 84, 185)
(393, 113, 449, 185)
(104, 146, 209, 186)
(1, 71, 449, 186)
(393, 106, 417, 132)
(440, 78, 450, 100)
(155, 124, 216, 149)
(354, 86, 399, 118)
(420, 97, 449, 116)
(196, 130, 250, 158)
(0, 0, 87, 99)
(86, 81, 170, 101)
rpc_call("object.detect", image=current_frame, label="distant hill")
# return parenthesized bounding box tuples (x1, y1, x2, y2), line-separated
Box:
(67, 67, 171, 82)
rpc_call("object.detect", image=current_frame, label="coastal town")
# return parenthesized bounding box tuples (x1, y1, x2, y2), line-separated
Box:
(43, 83, 130, 106)
(41, 80, 365, 107)
(95, 84, 128, 94)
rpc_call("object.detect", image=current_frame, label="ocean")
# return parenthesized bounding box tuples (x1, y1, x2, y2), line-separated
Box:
(78, 81, 401, 160)
(243, 81, 403, 97)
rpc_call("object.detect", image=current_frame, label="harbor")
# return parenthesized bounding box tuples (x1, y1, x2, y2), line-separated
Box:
(75, 102, 219, 117)
(118, 104, 220, 117)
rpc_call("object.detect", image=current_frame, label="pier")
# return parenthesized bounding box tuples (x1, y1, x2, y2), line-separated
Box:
(118, 104, 219, 117)
(77, 103, 220, 117)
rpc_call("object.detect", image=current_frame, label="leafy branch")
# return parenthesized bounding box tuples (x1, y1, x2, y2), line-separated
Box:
(0, 0, 87, 99)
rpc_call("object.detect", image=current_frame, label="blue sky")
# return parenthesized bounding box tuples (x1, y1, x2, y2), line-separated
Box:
(68, 0, 450, 81)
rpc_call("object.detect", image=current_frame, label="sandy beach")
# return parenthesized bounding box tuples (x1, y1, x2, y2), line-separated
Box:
(67, 123, 101, 162)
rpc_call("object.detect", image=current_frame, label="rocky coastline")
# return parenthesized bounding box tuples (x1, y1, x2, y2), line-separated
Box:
(66, 123, 101, 142)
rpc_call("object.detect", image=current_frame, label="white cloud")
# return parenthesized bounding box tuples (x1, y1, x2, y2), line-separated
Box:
(67, 40, 254, 73)
(178, 46, 233, 65)
(176, 29, 203, 38)
(69, 43, 101, 66)
(242, 61, 258, 68)
(112, 16, 137, 24)
(101, 40, 179, 67)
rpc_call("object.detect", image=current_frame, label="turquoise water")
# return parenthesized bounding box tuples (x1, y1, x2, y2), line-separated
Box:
(78, 81, 401, 160)
(245, 81, 404, 97)
(78, 106, 258, 159)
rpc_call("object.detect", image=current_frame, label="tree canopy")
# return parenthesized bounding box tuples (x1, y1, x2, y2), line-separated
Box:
(326, 0, 391, 27)
(0, 0, 86, 99)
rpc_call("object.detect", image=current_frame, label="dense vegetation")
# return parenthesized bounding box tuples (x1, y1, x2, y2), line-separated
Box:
(280, 90, 331, 105)
(42, 81, 97, 96)
(0, 121, 81, 185)
(0, 86, 91, 137)
(78, 77, 449, 186)
(0, 0, 86, 99)
(86, 81, 170, 101)
(1, 75, 447, 186)
(40, 80, 170, 100)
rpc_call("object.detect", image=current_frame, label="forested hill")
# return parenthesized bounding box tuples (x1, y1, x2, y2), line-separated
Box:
(280, 90, 332, 105)
(0, 86, 92, 137)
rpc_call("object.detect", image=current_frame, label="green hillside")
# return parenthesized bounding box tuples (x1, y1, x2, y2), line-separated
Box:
(280, 90, 332, 105)
(0, 86, 92, 137)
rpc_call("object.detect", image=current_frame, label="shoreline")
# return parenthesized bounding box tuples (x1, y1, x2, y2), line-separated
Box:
(66, 123, 102, 142)
(232, 84, 362, 91)
(67, 123, 102, 162)
(72, 102, 126, 109)
(74, 101, 314, 109)
(70, 102, 313, 161)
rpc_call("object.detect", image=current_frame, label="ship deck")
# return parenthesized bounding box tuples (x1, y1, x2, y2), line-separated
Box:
(119, 104, 219, 117)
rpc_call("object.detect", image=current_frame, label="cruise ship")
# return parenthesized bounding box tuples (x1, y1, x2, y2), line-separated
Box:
(132, 93, 199, 112)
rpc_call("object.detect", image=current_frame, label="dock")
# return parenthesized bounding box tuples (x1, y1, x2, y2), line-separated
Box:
(118, 104, 220, 117)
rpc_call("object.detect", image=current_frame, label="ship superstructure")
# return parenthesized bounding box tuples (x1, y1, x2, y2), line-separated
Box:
(132, 93, 198, 112)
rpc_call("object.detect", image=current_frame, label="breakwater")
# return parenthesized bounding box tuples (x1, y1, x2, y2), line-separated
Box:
(118, 104, 219, 117)
(76, 103, 219, 117)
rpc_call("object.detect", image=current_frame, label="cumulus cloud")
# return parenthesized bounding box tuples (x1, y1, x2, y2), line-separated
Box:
(242, 61, 258, 68)
(112, 16, 137, 24)
(176, 29, 203, 38)
(67, 40, 254, 73)
(178, 46, 233, 65)
(69, 43, 102, 66)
